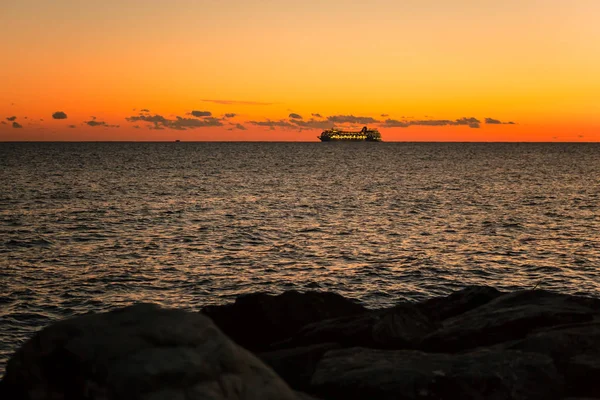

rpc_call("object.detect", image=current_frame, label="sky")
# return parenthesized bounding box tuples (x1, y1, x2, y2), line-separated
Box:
(1, 0, 599, 141)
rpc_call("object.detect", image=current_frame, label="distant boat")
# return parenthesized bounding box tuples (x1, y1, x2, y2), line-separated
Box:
(175, 140, 181, 142)
(318, 126, 382, 142)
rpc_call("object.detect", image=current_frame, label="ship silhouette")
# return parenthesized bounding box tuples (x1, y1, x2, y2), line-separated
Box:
(318, 126, 382, 142)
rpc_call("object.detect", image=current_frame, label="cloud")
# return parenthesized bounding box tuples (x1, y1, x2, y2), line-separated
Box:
(381, 114, 389, 117)
(85, 120, 119, 128)
(485, 117, 516, 125)
(1, 121, 5, 124)
(381, 117, 481, 129)
(311, 113, 323, 118)
(68, 125, 76, 128)
(290, 118, 332, 130)
(140, 109, 150, 112)
(234, 123, 246, 130)
(126, 114, 168, 125)
(126, 113, 223, 130)
(169, 116, 223, 130)
(190, 110, 212, 117)
(6, 116, 17, 121)
(249, 120, 295, 130)
(52, 111, 68, 119)
(327, 115, 379, 124)
(224, 113, 237, 118)
(289, 113, 303, 119)
(12, 122, 22, 128)
(485, 118, 502, 124)
(202, 99, 274, 106)
(382, 119, 410, 128)
(456, 117, 481, 128)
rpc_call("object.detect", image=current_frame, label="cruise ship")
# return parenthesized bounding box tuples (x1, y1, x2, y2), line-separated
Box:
(318, 126, 382, 142)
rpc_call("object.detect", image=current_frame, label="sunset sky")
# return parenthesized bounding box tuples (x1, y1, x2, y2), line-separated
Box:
(2, 0, 599, 141)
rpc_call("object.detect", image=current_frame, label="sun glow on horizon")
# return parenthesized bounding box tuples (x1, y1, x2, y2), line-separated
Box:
(2, 0, 599, 142)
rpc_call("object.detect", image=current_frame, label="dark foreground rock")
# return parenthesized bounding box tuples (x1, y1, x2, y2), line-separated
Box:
(202, 290, 366, 351)
(278, 303, 438, 350)
(3, 286, 600, 400)
(0, 304, 301, 400)
(421, 290, 598, 352)
(311, 347, 563, 400)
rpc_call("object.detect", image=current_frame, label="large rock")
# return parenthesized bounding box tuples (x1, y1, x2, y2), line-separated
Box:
(202, 291, 366, 351)
(503, 321, 600, 397)
(258, 343, 341, 391)
(310, 347, 564, 400)
(0, 304, 301, 400)
(421, 290, 597, 352)
(417, 285, 504, 322)
(279, 303, 438, 350)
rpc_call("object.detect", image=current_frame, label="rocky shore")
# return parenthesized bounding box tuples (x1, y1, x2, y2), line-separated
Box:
(1, 286, 599, 399)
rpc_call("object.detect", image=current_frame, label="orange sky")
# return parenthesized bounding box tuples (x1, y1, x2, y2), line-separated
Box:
(1, 0, 599, 141)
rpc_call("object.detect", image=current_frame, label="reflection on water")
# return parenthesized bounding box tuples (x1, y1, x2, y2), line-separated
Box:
(1, 142, 600, 373)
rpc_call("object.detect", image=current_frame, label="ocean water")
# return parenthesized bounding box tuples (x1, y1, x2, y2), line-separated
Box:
(1, 142, 600, 373)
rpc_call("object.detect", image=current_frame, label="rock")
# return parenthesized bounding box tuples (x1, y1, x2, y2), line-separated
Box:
(310, 347, 564, 400)
(279, 303, 438, 350)
(0, 304, 301, 400)
(421, 290, 597, 352)
(564, 353, 600, 398)
(202, 291, 366, 351)
(417, 285, 504, 322)
(258, 342, 341, 391)
(501, 322, 600, 397)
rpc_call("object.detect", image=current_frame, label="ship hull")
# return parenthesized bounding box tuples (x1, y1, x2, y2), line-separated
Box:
(318, 137, 382, 142)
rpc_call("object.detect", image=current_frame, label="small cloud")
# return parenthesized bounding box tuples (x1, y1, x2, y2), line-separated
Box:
(234, 123, 247, 130)
(52, 111, 68, 119)
(6, 116, 17, 121)
(170, 116, 222, 129)
(382, 119, 410, 128)
(140, 109, 150, 112)
(190, 110, 212, 117)
(224, 113, 237, 118)
(1, 121, 6, 124)
(312, 113, 323, 118)
(85, 120, 119, 128)
(249, 119, 295, 130)
(485, 118, 502, 124)
(327, 115, 379, 124)
(456, 117, 480, 128)
(12, 122, 22, 128)
(381, 117, 481, 128)
(133, 125, 141, 129)
(126, 114, 168, 124)
(126, 113, 223, 130)
(381, 114, 389, 117)
(290, 118, 332, 130)
(68, 125, 76, 128)
(86, 120, 106, 127)
(202, 99, 274, 106)
(289, 113, 303, 119)
(485, 117, 516, 125)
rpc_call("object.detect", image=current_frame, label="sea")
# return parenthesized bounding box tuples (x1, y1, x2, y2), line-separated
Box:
(1, 142, 600, 374)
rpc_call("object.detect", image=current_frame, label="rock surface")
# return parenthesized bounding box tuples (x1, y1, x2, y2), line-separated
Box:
(202, 290, 366, 351)
(311, 347, 563, 400)
(3, 286, 600, 400)
(0, 304, 300, 400)
(421, 290, 597, 352)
